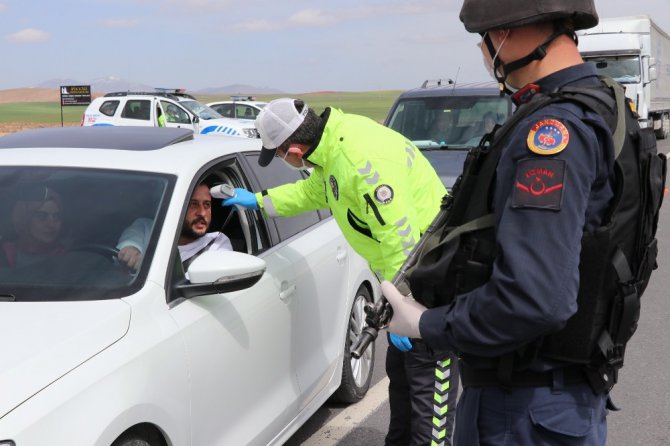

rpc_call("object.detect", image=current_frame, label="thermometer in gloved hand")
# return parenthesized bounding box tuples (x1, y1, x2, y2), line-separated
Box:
(210, 183, 237, 200)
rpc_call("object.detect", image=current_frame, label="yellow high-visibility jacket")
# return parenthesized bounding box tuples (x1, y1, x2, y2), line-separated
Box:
(256, 107, 446, 281)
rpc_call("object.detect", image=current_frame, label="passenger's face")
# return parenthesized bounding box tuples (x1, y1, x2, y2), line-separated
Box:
(29, 200, 62, 244)
(182, 185, 212, 240)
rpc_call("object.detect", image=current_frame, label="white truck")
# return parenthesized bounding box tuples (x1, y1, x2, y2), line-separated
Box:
(578, 15, 670, 139)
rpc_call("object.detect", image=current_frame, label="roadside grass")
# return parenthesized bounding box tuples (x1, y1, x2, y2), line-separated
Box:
(0, 91, 402, 127)
(0, 102, 88, 124)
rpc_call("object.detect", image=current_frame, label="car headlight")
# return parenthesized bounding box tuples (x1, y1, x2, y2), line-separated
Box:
(243, 128, 260, 138)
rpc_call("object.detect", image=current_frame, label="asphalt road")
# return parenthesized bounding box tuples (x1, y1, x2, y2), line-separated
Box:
(285, 137, 670, 445)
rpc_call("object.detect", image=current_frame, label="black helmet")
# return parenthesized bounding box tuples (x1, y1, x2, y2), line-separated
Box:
(459, 0, 599, 33)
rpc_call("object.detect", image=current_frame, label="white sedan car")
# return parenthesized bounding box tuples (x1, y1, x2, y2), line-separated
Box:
(0, 127, 379, 446)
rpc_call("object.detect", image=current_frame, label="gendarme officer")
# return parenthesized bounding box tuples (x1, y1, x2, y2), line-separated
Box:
(381, 1, 650, 444)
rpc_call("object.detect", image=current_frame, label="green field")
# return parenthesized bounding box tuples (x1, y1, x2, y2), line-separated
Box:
(0, 90, 403, 126)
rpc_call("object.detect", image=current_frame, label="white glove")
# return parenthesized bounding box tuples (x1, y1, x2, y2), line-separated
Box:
(382, 280, 427, 339)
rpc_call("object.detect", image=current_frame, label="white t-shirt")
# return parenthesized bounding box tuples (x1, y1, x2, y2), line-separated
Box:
(117, 217, 233, 262)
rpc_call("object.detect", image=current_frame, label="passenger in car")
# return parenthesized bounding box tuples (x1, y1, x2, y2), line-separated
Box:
(116, 182, 232, 271)
(1, 185, 65, 268)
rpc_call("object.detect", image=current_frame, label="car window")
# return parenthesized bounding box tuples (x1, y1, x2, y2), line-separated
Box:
(99, 100, 120, 117)
(121, 100, 151, 121)
(244, 153, 321, 242)
(387, 96, 510, 148)
(212, 103, 234, 118)
(236, 104, 259, 119)
(161, 100, 191, 124)
(0, 167, 173, 301)
(179, 100, 224, 120)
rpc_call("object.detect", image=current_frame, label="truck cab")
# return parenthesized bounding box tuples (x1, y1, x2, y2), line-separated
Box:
(578, 15, 670, 139)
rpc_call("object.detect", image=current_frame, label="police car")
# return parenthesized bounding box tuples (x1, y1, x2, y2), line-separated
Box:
(0, 127, 379, 446)
(385, 80, 513, 189)
(207, 95, 268, 121)
(82, 91, 260, 138)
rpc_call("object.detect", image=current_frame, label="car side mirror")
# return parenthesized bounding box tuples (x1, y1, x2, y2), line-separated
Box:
(175, 250, 266, 299)
(192, 115, 200, 124)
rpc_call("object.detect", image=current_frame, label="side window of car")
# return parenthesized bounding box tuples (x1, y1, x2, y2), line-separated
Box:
(99, 100, 120, 117)
(237, 105, 256, 119)
(217, 104, 234, 118)
(162, 101, 191, 124)
(121, 100, 151, 121)
(244, 153, 321, 242)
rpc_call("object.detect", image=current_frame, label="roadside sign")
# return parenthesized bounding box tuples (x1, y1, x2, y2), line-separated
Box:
(60, 85, 91, 106)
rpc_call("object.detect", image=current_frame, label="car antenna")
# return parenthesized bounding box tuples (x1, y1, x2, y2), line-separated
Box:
(451, 67, 460, 92)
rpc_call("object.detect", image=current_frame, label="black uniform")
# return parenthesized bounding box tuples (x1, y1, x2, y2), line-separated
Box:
(419, 63, 615, 444)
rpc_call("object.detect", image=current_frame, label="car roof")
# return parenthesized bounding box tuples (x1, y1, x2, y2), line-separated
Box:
(397, 81, 502, 99)
(0, 127, 194, 151)
(103, 91, 198, 101)
(0, 127, 262, 175)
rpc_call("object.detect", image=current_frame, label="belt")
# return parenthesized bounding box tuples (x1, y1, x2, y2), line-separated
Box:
(460, 363, 588, 388)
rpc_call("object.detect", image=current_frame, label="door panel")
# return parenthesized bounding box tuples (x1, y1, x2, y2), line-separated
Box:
(170, 255, 300, 445)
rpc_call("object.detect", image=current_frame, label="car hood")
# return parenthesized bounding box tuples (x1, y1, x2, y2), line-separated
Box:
(0, 299, 131, 418)
(421, 148, 470, 190)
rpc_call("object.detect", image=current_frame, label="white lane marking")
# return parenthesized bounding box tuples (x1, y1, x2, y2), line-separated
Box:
(302, 376, 390, 445)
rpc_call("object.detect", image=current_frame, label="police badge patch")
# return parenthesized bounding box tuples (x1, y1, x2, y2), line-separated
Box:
(527, 118, 569, 155)
(329, 175, 339, 200)
(374, 184, 394, 204)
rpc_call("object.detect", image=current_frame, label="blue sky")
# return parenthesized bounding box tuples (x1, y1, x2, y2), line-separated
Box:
(0, 0, 668, 93)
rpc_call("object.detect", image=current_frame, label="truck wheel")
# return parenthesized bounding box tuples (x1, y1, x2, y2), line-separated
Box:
(655, 113, 669, 139)
(331, 284, 375, 403)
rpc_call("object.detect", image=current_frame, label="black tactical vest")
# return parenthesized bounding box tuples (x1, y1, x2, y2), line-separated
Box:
(406, 77, 667, 393)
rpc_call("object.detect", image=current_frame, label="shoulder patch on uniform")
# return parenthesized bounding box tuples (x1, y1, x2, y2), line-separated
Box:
(527, 118, 569, 155)
(374, 184, 394, 204)
(512, 158, 566, 211)
(329, 175, 339, 200)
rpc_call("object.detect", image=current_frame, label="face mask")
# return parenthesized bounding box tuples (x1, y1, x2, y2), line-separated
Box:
(481, 31, 509, 82)
(281, 148, 308, 171)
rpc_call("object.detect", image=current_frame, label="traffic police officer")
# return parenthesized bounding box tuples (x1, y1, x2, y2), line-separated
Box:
(383, 1, 617, 444)
(222, 98, 459, 445)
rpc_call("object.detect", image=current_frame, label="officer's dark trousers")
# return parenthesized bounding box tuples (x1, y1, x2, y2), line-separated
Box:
(453, 381, 608, 445)
(385, 338, 459, 446)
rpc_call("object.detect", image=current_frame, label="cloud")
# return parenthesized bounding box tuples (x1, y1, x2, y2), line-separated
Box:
(100, 19, 141, 28)
(288, 9, 337, 27)
(0, 3, 7, 13)
(6, 28, 49, 44)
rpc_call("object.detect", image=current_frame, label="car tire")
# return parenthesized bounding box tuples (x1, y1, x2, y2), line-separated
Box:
(331, 284, 375, 403)
(111, 426, 164, 446)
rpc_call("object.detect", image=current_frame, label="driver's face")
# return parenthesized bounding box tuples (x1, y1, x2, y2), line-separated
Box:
(182, 185, 212, 240)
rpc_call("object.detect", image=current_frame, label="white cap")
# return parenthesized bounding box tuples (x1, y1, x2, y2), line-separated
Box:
(256, 98, 308, 167)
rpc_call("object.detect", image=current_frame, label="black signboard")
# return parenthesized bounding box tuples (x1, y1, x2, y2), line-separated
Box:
(60, 85, 91, 106)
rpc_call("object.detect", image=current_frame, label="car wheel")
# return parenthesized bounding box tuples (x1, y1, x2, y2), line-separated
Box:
(111, 426, 164, 446)
(331, 284, 375, 403)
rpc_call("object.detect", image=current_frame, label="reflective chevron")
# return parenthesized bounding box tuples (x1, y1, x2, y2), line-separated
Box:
(431, 357, 452, 446)
(397, 225, 412, 237)
(358, 161, 372, 175)
(406, 144, 416, 168)
(365, 171, 380, 184)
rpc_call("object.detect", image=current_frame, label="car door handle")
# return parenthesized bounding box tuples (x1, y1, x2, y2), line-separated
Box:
(279, 284, 296, 302)
(336, 249, 348, 265)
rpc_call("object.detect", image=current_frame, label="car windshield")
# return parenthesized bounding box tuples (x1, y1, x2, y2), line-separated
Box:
(180, 100, 225, 120)
(0, 167, 174, 302)
(586, 56, 641, 84)
(387, 95, 510, 149)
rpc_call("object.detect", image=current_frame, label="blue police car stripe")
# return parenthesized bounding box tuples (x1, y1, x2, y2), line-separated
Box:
(201, 126, 240, 135)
